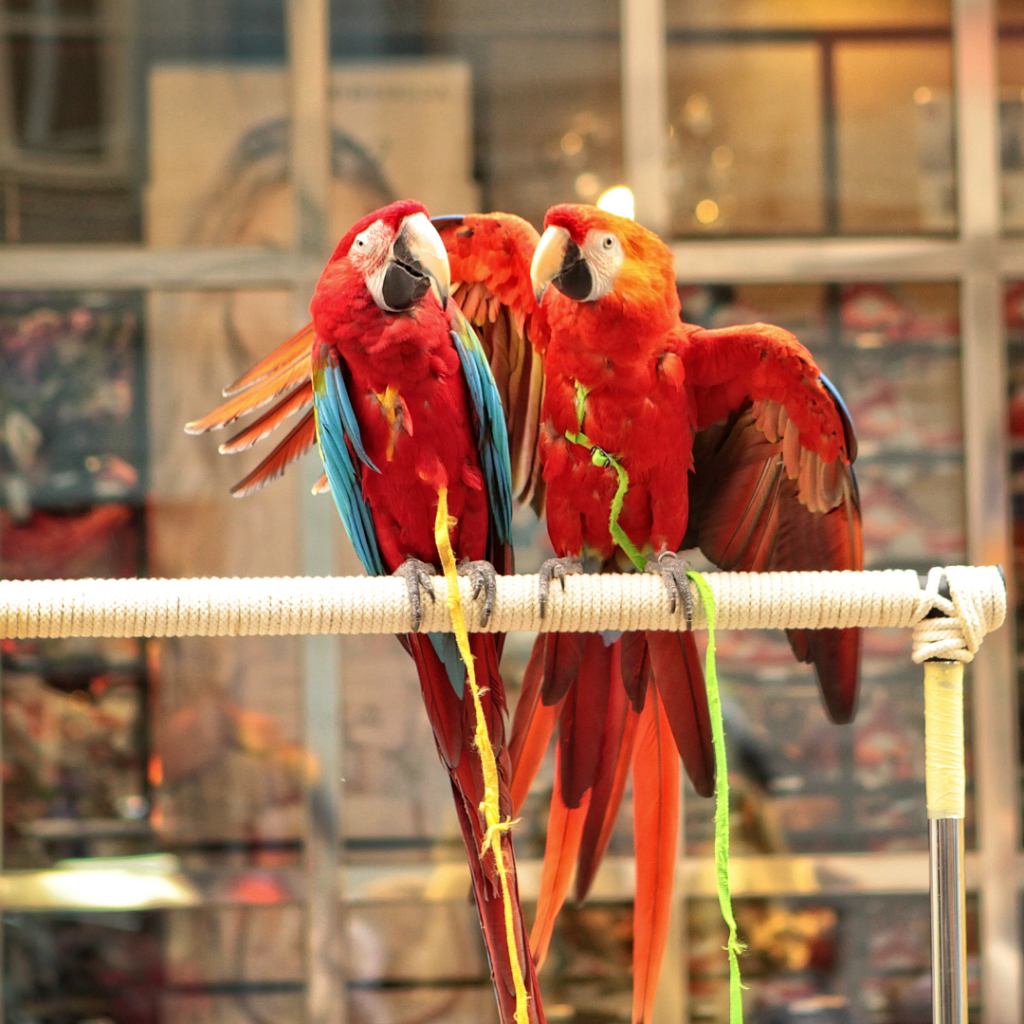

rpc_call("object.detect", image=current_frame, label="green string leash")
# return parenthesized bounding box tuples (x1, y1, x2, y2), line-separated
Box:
(565, 380, 647, 572)
(566, 382, 744, 1019)
(687, 569, 746, 1024)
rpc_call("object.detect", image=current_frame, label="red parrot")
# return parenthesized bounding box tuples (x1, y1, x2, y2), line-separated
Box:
(439, 205, 861, 1024)
(186, 200, 545, 1024)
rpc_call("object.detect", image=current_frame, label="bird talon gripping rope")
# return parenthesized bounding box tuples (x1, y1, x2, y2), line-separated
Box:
(433, 486, 530, 1024)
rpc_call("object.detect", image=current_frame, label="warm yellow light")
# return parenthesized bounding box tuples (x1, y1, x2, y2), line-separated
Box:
(575, 173, 601, 200)
(695, 199, 720, 224)
(914, 86, 933, 105)
(712, 145, 734, 169)
(560, 131, 584, 157)
(597, 186, 634, 219)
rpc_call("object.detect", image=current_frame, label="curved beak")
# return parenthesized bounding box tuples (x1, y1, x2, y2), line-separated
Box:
(394, 212, 450, 310)
(531, 225, 570, 305)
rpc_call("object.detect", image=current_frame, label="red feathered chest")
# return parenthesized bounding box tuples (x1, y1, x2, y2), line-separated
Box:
(314, 295, 491, 571)
(538, 311, 698, 561)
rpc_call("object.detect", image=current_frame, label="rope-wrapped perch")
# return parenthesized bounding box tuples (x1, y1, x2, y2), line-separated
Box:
(0, 567, 1005, 662)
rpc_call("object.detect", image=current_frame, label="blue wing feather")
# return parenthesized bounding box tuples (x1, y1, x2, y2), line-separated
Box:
(313, 355, 387, 577)
(448, 304, 513, 547)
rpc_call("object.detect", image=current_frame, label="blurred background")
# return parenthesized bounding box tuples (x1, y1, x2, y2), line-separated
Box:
(0, 0, 1020, 1021)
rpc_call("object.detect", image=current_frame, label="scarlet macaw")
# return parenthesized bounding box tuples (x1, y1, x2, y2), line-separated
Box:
(438, 205, 861, 1024)
(186, 200, 545, 1024)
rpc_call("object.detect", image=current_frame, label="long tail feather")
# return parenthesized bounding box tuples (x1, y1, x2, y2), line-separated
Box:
(510, 637, 560, 815)
(542, 631, 588, 706)
(449, 774, 547, 1024)
(619, 630, 650, 713)
(529, 753, 591, 968)
(432, 490, 542, 1024)
(575, 665, 639, 901)
(557, 634, 613, 809)
(787, 625, 861, 724)
(631, 684, 681, 1024)
(645, 631, 715, 797)
(444, 636, 545, 1024)
(407, 634, 465, 769)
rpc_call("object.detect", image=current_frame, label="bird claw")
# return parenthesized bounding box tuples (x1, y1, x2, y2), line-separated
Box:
(393, 558, 436, 631)
(538, 556, 583, 618)
(645, 551, 695, 628)
(457, 559, 498, 627)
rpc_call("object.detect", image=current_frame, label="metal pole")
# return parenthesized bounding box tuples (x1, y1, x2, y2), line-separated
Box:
(925, 660, 968, 1024)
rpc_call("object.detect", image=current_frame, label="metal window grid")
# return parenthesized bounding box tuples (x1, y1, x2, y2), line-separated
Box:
(0, 0, 1017, 1021)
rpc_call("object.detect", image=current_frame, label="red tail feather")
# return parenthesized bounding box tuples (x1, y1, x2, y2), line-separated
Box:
(542, 631, 588, 705)
(575, 662, 639, 901)
(619, 630, 650, 713)
(645, 631, 715, 797)
(530, 754, 591, 968)
(510, 637, 560, 815)
(407, 634, 465, 769)
(416, 634, 546, 1024)
(787, 625, 861, 724)
(557, 634, 613, 808)
(631, 685, 681, 1024)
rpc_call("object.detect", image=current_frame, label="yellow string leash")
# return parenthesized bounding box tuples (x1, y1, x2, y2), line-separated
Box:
(433, 486, 530, 1024)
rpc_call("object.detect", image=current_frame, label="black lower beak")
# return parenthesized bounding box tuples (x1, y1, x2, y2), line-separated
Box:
(552, 240, 593, 301)
(382, 259, 431, 311)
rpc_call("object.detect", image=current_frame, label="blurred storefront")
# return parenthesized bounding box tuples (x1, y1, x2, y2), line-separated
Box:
(0, 0, 1019, 1022)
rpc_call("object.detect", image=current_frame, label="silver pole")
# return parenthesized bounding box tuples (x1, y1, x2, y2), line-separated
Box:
(924, 659, 968, 1024)
(930, 815, 968, 1024)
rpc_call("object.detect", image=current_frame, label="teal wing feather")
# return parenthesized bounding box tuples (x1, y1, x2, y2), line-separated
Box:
(312, 348, 387, 577)
(448, 303, 513, 548)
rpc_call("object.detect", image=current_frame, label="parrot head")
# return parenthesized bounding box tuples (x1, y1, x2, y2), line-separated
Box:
(324, 199, 451, 313)
(531, 204, 677, 313)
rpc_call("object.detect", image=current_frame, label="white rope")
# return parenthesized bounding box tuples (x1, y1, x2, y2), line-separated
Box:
(0, 567, 1005, 649)
(911, 565, 1007, 663)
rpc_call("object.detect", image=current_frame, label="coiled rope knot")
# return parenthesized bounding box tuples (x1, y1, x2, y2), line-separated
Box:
(911, 565, 1007, 664)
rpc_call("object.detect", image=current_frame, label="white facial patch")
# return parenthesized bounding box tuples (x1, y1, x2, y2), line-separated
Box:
(352, 220, 397, 309)
(580, 228, 624, 300)
(348, 219, 391, 270)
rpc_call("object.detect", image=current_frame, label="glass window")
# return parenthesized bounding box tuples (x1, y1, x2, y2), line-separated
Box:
(665, 6, 954, 236)
(667, 0, 950, 30)
(687, 894, 980, 1023)
(667, 44, 823, 235)
(835, 43, 954, 233)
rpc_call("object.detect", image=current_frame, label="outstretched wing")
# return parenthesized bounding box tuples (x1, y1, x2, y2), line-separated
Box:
(184, 324, 320, 497)
(681, 321, 863, 724)
(435, 213, 547, 514)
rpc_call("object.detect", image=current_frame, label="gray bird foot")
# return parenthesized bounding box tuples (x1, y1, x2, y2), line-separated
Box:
(393, 558, 436, 632)
(645, 551, 695, 628)
(538, 555, 584, 618)
(457, 559, 498, 627)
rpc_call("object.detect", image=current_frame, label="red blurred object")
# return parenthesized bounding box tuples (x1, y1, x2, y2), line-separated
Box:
(1, 504, 139, 580)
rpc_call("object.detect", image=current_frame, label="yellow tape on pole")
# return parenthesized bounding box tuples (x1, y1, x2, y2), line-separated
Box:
(924, 661, 965, 819)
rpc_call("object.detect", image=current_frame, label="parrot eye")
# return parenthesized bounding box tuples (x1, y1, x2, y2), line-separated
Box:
(353, 232, 370, 252)
(602, 235, 616, 250)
